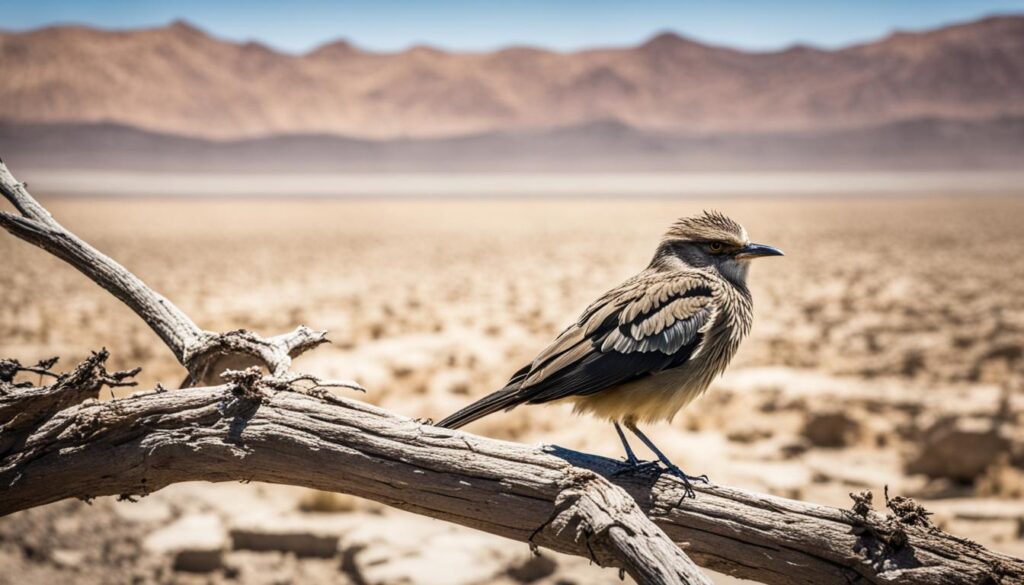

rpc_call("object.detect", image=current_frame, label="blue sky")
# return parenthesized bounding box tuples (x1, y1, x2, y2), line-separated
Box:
(2, 0, 1022, 53)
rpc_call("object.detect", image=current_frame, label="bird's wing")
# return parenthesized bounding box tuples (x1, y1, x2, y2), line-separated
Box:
(510, 272, 716, 404)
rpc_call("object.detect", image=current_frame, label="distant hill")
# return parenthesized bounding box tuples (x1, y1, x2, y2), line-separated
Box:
(2, 117, 1022, 172)
(1, 16, 1022, 141)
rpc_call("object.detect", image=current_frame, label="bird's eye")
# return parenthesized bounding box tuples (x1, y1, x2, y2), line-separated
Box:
(707, 242, 724, 253)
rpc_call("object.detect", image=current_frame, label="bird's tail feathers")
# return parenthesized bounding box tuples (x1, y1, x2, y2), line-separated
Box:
(435, 386, 523, 429)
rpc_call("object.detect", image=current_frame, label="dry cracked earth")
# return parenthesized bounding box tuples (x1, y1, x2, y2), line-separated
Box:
(2, 194, 1023, 584)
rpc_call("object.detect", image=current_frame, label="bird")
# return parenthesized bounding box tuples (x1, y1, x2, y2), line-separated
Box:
(435, 211, 783, 496)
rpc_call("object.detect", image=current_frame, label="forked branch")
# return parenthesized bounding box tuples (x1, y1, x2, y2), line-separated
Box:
(1, 361, 1020, 585)
(0, 161, 334, 386)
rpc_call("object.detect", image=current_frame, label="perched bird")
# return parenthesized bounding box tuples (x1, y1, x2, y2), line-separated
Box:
(436, 211, 782, 495)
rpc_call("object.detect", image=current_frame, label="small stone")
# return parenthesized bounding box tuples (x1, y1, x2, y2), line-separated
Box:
(231, 529, 339, 558)
(726, 426, 773, 444)
(50, 548, 85, 569)
(801, 410, 862, 447)
(905, 417, 1011, 482)
(779, 438, 811, 459)
(229, 515, 344, 558)
(143, 514, 226, 573)
(507, 553, 558, 583)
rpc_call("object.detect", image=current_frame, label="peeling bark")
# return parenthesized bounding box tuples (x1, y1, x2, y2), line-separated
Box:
(2, 366, 1021, 584)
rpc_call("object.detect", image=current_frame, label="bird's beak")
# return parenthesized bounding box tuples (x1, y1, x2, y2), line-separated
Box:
(734, 243, 785, 260)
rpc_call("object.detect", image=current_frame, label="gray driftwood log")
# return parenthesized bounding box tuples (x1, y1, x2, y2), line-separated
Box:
(0, 358, 710, 585)
(2, 360, 1021, 585)
(2, 159, 1023, 585)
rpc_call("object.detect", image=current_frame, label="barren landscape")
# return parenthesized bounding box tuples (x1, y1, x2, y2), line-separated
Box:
(3, 17, 1023, 139)
(2, 16, 1023, 171)
(2, 186, 1023, 584)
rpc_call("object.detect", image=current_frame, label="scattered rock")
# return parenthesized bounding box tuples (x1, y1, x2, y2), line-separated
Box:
(726, 427, 773, 444)
(977, 461, 1024, 498)
(506, 552, 557, 583)
(907, 478, 976, 500)
(905, 417, 1011, 482)
(143, 514, 226, 573)
(801, 410, 862, 447)
(50, 548, 84, 569)
(341, 514, 510, 584)
(229, 513, 352, 558)
(779, 438, 811, 458)
(231, 528, 339, 558)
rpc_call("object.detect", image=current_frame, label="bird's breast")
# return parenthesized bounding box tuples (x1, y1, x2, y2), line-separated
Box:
(568, 366, 708, 424)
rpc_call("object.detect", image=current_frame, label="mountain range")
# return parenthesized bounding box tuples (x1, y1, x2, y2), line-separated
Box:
(0, 15, 1022, 170)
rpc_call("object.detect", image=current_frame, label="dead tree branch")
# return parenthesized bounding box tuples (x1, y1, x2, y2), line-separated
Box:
(0, 162, 335, 386)
(0, 360, 710, 585)
(0, 349, 137, 456)
(1, 363, 1020, 585)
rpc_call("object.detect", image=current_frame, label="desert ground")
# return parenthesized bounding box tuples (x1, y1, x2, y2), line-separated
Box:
(2, 187, 1023, 584)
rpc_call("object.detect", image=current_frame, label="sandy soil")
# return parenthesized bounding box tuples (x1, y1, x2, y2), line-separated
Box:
(2, 194, 1023, 584)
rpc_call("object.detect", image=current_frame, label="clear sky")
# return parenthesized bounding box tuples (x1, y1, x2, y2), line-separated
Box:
(2, 0, 1022, 53)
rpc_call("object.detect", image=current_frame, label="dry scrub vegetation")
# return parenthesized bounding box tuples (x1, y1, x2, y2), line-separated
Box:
(2, 195, 1023, 584)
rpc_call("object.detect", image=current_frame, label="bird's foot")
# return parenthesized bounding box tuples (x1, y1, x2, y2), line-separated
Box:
(612, 459, 662, 477)
(662, 465, 710, 499)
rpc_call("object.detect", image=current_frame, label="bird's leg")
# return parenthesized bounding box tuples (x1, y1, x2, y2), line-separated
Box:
(611, 422, 660, 476)
(615, 421, 641, 465)
(625, 422, 709, 498)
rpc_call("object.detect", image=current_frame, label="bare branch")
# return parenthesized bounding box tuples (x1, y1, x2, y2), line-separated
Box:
(0, 161, 329, 386)
(1, 371, 709, 585)
(1, 374, 1020, 585)
(0, 356, 60, 384)
(0, 349, 137, 456)
(0, 161, 59, 227)
(181, 326, 331, 386)
(0, 164, 205, 362)
(268, 325, 331, 362)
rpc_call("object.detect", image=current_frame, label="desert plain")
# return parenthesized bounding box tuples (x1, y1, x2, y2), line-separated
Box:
(1, 183, 1023, 584)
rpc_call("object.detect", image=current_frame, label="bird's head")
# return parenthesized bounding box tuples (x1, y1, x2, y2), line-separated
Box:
(651, 211, 783, 285)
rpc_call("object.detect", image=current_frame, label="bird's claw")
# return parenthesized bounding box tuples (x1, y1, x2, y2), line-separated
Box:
(662, 465, 710, 499)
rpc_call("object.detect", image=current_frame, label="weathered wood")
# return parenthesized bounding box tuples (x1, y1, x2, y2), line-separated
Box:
(0, 366, 710, 585)
(0, 162, 205, 361)
(0, 162, 334, 386)
(0, 349, 138, 456)
(1, 369, 1020, 585)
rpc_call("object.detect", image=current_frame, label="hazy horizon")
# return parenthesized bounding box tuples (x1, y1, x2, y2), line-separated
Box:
(4, 0, 1023, 53)
(20, 170, 1024, 199)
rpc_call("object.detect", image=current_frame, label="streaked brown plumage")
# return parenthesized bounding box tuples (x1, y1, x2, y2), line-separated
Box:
(437, 211, 783, 494)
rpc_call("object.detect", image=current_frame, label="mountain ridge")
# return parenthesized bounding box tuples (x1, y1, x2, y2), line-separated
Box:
(1, 15, 1022, 140)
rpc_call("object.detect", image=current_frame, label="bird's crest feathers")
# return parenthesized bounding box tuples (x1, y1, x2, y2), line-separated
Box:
(665, 211, 748, 247)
